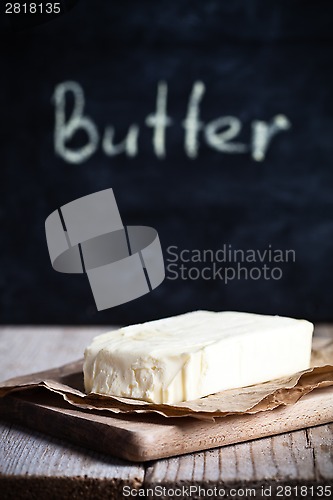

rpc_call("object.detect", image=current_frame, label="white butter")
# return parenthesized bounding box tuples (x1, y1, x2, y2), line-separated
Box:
(83, 311, 313, 404)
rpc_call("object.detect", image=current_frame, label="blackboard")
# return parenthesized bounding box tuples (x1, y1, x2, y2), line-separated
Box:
(1, 0, 333, 325)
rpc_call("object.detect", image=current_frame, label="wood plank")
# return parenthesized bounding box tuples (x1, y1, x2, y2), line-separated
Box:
(306, 424, 333, 481)
(145, 424, 333, 485)
(0, 421, 143, 480)
(0, 327, 145, 499)
(0, 327, 110, 380)
(1, 384, 333, 462)
(313, 324, 333, 339)
(1, 326, 332, 492)
(0, 419, 144, 499)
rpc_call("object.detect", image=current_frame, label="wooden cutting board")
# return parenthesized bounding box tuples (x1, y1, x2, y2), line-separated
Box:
(1, 386, 332, 462)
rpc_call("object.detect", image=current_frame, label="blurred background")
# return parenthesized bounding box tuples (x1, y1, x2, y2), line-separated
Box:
(1, 0, 333, 325)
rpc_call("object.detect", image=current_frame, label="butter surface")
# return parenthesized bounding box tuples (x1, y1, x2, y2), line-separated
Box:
(83, 311, 313, 404)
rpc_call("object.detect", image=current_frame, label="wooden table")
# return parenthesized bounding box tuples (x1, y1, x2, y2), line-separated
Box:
(0, 326, 332, 499)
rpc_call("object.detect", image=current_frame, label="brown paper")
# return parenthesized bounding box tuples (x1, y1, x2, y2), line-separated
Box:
(0, 338, 333, 420)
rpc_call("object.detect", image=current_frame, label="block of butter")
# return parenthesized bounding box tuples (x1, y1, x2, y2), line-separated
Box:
(83, 311, 313, 404)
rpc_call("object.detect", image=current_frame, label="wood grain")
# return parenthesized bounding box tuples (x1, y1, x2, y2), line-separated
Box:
(145, 424, 333, 484)
(1, 420, 143, 480)
(0, 327, 144, 499)
(0, 420, 144, 500)
(1, 384, 333, 462)
(0, 326, 109, 380)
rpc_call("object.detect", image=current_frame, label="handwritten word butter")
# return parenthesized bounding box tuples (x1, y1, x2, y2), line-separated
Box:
(83, 311, 313, 404)
(53, 81, 291, 165)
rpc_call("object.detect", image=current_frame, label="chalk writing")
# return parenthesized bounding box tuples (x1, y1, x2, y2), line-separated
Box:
(53, 81, 291, 164)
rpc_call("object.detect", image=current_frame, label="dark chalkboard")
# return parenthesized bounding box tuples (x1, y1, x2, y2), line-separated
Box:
(1, 0, 333, 325)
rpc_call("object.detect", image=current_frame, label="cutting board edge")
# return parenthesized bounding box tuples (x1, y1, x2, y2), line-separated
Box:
(0, 395, 144, 462)
(1, 387, 333, 462)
